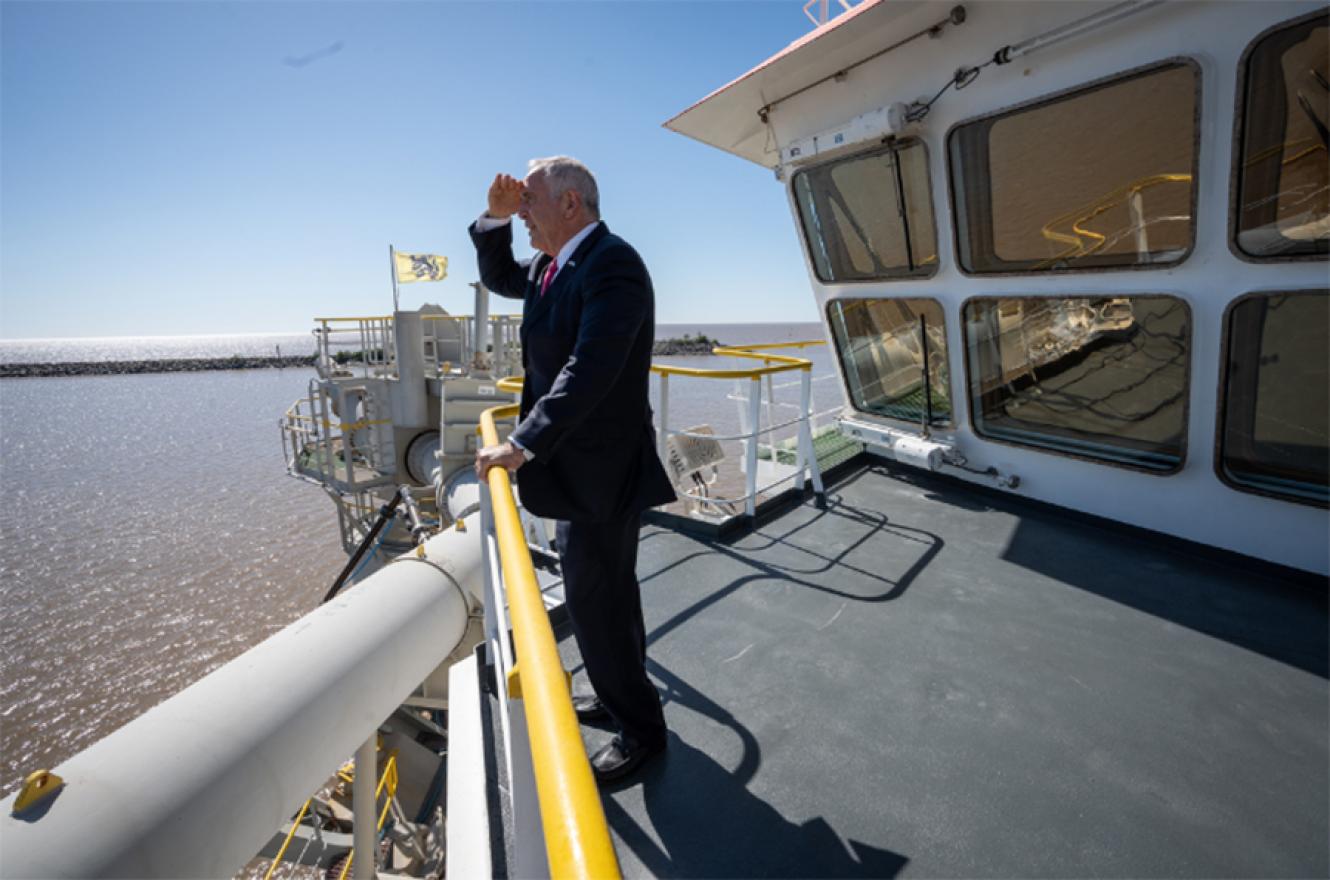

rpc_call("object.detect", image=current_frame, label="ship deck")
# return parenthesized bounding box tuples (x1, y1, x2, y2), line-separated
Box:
(556, 457, 1329, 879)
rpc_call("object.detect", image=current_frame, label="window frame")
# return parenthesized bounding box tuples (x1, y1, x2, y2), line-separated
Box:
(944, 58, 1204, 277)
(1213, 289, 1329, 508)
(959, 292, 1194, 475)
(791, 139, 941, 284)
(1227, 8, 1330, 264)
(825, 296, 954, 429)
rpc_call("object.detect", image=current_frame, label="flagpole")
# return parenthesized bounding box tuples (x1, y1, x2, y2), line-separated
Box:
(389, 244, 400, 312)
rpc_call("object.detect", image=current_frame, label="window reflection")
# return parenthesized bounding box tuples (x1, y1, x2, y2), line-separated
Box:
(1234, 12, 1329, 259)
(949, 63, 1198, 273)
(964, 296, 1189, 470)
(794, 142, 937, 282)
(1220, 291, 1328, 505)
(828, 299, 950, 426)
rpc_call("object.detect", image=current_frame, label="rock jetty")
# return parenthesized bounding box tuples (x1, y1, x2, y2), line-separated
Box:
(652, 335, 724, 356)
(2, 337, 727, 378)
(0, 355, 318, 378)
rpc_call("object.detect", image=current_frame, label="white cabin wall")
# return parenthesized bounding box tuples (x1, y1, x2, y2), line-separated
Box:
(773, 0, 1328, 573)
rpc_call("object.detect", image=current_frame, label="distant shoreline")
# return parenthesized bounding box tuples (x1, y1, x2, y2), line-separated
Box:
(0, 356, 319, 378)
(0, 336, 733, 378)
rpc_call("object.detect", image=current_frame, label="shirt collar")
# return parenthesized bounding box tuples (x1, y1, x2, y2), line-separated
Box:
(553, 221, 599, 272)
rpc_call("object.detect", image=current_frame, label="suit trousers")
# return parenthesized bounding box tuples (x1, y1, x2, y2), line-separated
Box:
(556, 515, 666, 747)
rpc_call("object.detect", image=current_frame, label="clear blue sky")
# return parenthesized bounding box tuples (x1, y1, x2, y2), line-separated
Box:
(1, 1, 821, 338)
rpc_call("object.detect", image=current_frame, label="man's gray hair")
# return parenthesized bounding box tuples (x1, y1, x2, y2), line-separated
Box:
(528, 156, 600, 220)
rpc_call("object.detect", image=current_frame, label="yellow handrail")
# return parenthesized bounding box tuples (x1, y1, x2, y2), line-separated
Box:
(1035, 173, 1192, 268)
(314, 316, 394, 323)
(495, 341, 823, 386)
(479, 402, 621, 880)
(721, 340, 826, 352)
(652, 346, 812, 379)
(262, 798, 313, 880)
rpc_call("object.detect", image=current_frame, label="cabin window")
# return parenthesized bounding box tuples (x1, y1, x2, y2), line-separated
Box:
(827, 298, 951, 426)
(1233, 11, 1329, 260)
(793, 141, 938, 282)
(1218, 291, 1328, 506)
(949, 62, 1199, 274)
(962, 296, 1189, 471)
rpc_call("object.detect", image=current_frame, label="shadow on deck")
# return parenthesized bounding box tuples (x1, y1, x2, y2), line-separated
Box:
(557, 457, 1329, 878)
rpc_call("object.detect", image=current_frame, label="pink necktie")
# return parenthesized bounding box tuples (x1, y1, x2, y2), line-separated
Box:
(540, 259, 558, 297)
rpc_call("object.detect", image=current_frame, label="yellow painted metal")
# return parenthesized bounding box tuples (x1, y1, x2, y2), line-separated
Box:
(11, 770, 63, 815)
(494, 340, 819, 386)
(1035, 173, 1193, 269)
(314, 316, 393, 323)
(651, 346, 812, 378)
(480, 402, 622, 880)
(506, 664, 572, 701)
(722, 340, 826, 352)
(262, 798, 313, 880)
(320, 418, 392, 432)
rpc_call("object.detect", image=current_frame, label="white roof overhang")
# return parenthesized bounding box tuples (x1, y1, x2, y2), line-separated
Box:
(664, 0, 940, 167)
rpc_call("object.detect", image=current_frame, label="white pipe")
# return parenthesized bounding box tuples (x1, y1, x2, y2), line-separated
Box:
(353, 735, 378, 879)
(1002, 0, 1165, 62)
(0, 521, 482, 879)
(391, 310, 429, 428)
(471, 282, 490, 367)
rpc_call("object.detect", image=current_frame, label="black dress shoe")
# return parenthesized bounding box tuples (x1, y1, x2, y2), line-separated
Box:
(590, 735, 666, 784)
(571, 694, 610, 722)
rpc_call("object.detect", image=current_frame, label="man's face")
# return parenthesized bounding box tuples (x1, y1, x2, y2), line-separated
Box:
(518, 172, 560, 256)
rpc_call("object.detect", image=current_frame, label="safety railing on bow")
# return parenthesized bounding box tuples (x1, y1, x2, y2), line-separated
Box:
(311, 313, 524, 380)
(652, 341, 831, 518)
(475, 386, 622, 880)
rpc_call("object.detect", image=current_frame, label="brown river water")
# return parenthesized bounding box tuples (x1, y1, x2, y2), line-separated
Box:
(0, 324, 832, 802)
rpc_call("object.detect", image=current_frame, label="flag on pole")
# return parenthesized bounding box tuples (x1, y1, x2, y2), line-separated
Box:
(393, 251, 449, 283)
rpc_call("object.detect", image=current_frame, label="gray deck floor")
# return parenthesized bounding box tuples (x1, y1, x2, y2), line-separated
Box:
(557, 460, 1329, 879)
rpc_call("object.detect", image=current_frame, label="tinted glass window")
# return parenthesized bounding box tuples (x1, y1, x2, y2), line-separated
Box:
(1219, 291, 1328, 505)
(963, 296, 1189, 470)
(794, 142, 937, 282)
(950, 63, 1198, 273)
(1234, 12, 1329, 259)
(827, 299, 950, 426)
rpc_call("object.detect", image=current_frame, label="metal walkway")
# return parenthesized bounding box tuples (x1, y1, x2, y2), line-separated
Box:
(558, 459, 1329, 878)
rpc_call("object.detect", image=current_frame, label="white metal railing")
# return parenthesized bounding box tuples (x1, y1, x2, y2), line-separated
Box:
(311, 312, 523, 381)
(653, 343, 830, 519)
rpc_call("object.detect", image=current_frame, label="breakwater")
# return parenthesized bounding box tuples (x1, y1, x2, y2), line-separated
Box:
(652, 337, 725, 356)
(0, 355, 318, 378)
(3, 346, 722, 377)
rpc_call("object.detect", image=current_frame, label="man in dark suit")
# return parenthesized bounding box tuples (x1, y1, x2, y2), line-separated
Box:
(471, 156, 675, 783)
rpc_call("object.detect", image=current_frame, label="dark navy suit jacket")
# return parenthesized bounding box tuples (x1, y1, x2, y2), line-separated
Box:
(470, 219, 675, 523)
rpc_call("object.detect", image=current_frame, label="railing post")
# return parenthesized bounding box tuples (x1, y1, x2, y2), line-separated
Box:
(657, 373, 670, 463)
(795, 369, 810, 492)
(1130, 189, 1149, 259)
(353, 734, 378, 879)
(745, 376, 761, 519)
(800, 368, 826, 505)
(508, 700, 550, 879)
